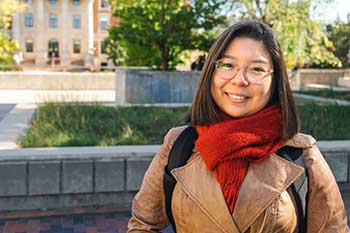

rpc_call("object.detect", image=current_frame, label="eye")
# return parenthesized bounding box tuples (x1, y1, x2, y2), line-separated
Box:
(216, 60, 234, 69)
(250, 66, 267, 73)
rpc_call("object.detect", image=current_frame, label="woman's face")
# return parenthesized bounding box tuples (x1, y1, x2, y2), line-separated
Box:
(211, 37, 273, 118)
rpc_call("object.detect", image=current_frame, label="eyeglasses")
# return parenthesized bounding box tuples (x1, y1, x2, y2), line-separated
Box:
(214, 58, 273, 84)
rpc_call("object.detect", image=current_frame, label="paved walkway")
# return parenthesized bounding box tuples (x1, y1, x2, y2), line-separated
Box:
(0, 103, 37, 149)
(0, 104, 15, 122)
(0, 211, 131, 233)
(0, 184, 347, 233)
(0, 209, 174, 233)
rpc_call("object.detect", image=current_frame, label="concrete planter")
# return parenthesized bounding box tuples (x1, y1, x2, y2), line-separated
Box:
(0, 71, 115, 90)
(0, 142, 349, 212)
(115, 68, 200, 105)
(338, 77, 350, 88)
(290, 69, 350, 91)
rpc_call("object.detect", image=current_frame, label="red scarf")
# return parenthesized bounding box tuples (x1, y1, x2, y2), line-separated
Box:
(195, 105, 285, 213)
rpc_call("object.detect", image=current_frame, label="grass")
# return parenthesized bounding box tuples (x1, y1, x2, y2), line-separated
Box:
(298, 103, 350, 140)
(296, 89, 350, 101)
(18, 102, 350, 147)
(19, 103, 188, 147)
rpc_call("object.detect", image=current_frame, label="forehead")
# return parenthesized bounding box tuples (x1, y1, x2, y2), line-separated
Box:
(223, 37, 271, 64)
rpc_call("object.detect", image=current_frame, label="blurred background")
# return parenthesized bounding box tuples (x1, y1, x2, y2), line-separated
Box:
(0, 0, 349, 72)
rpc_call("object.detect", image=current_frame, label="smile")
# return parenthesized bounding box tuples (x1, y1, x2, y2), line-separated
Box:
(225, 92, 249, 102)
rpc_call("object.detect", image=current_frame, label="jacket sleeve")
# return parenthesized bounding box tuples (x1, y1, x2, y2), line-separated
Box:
(127, 127, 181, 232)
(305, 143, 350, 233)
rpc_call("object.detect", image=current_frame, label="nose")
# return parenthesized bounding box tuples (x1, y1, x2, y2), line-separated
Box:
(229, 68, 249, 86)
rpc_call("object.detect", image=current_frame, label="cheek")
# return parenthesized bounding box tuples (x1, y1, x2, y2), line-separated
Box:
(211, 76, 222, 98)
(259, 79, 273, 101)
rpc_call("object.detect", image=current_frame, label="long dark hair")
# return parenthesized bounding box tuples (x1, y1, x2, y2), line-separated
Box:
(186, 21, 299, 139)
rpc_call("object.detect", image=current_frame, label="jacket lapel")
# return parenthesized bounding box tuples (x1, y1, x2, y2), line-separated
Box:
(233, 154, 304, 232)
(171, 150, 304, 233)
(171, 153, 238, 233)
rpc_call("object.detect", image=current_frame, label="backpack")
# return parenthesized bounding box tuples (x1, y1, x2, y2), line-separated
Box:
(164, 126, 308, 233)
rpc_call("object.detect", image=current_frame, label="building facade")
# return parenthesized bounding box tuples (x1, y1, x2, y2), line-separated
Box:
(11, 0, 115, 70)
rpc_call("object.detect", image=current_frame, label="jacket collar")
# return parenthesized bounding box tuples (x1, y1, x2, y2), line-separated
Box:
(171, 151, 304, 233)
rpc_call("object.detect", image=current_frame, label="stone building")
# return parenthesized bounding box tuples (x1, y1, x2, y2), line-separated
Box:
(10, 0, 116, 70)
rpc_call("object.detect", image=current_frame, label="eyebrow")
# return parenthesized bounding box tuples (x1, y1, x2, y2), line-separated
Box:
(222, 54, 269, 64)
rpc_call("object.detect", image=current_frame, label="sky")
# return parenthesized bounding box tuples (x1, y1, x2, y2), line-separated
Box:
(311, 0, 350, 22)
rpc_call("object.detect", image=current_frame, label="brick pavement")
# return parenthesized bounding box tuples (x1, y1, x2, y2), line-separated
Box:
(0, 211, 131, 233)
(0, 184, 348, 233)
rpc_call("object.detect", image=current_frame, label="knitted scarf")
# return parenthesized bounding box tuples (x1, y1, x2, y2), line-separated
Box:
(195, 105, 285, 213)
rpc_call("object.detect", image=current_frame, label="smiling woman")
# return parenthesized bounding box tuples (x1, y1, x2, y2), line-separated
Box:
(127, 21, 349, 233)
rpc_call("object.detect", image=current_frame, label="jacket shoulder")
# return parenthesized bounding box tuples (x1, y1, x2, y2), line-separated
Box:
(164, 125, 189, 146)
(284, 133, 316, 149)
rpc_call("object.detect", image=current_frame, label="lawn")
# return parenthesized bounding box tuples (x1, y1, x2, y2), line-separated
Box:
(18, 102, 350, 147)
(19, 103, 189, 147)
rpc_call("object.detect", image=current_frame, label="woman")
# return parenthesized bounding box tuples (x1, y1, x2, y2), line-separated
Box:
(128, 21, 349, 232)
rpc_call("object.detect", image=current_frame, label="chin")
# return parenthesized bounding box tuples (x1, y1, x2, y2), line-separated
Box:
(225, 111, 247, 119)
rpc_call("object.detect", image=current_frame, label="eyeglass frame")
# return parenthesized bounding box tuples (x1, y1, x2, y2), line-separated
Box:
(213, 58, 274, 84)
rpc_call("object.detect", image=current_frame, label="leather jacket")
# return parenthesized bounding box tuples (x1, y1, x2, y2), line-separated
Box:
(128, 126, 349, 233)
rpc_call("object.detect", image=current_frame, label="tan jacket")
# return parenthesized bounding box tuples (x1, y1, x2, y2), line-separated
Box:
(128, 126, 349, 233)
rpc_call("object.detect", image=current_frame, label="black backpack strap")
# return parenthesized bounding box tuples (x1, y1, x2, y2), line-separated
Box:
(163, 126, 198, 233)
(276, 146, 308, 233)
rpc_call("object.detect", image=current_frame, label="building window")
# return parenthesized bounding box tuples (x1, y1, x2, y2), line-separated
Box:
(49, 14, 58, 28)
(24, 13, 33, 27)
(73, 0, 80, 5)
(100, 16, 108, 31)
(26, 40, 33, 52)
(100, 41, 108, 54)
(72, 15, 80, 29)
(49, 0, 57, 5)
(101, 0, 109, 8)
(73, 40, 81, 54)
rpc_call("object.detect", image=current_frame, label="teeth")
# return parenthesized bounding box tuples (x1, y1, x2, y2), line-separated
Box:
(228, 94, 246, 100)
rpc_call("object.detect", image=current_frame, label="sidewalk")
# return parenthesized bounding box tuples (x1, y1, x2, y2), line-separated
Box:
(0, 207, 173, 233)
(0, 211, 131, 233)
(0, 184, 347, 233)
(0, 103, 37, 149)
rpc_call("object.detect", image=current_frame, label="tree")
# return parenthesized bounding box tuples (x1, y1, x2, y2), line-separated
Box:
(328, 23, 350, 68)
(0, 0, 25, 70)
(108, 0, 227, 70)
(229, 0, 341, 68)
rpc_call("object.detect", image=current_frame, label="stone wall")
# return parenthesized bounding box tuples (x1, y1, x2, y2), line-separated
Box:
(0, 72, 115, 90)
(0, 146, 157, 212)
(115, 68, 350, 104)
(0, 142, 348, 212)
(289, 69, 350, 91)
(115, 68, 200, 104)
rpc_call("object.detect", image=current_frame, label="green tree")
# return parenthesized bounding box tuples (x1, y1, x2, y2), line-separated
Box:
(229, 0, 341, 68)
(0, 0, 25, 70)
(328, 22, 350, 68)
(108, 0, 226, 70)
